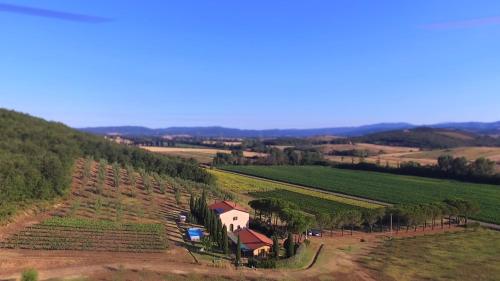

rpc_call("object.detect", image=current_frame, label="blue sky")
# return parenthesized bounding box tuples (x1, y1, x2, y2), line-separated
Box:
(1, 0, 499, 129)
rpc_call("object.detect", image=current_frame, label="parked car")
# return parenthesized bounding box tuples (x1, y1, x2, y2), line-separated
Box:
(307, 229, 322, 237)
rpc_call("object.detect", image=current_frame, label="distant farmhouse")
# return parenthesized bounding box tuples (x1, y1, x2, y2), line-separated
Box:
(104, 135, 133, 145)
(209, 200, 249, 232)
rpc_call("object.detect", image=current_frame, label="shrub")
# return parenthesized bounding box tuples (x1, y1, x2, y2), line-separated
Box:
(21, 268, 38, 281)
(248, 258, 276, 268)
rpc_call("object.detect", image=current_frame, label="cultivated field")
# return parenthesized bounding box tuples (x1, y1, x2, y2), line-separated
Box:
(208, 169, 381, 214)
(0, 158, 192, 252)
(362, 229, 500, 281)
(221, 165, 500, 224)
(141, 146, 266, 163)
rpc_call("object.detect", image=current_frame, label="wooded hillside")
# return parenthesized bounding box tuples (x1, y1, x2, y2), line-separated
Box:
(0, 109, 212, 220)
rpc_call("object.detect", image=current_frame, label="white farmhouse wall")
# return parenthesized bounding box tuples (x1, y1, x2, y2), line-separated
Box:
(219, 209, 249, 232)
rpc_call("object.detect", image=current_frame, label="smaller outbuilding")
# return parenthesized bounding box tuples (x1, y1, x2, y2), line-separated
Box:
(229, 228, 273, 257)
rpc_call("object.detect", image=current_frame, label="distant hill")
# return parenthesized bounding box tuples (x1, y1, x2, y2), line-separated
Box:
(355, 127, 500, 149)
(79, 123, 415, 138)
(79, 121, 500, 138)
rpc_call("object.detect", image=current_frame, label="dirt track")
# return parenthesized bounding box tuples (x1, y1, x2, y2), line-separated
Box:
(0, 226, 464, 281)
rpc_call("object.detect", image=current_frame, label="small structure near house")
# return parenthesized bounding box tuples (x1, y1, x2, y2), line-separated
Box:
(178, 214, 186, 223)
(209, 200, 249, 232)
(187, 228, 203, 241)
(229, 228, 273, 257)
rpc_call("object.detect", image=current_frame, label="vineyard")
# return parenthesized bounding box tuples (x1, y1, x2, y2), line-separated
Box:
(221, 165, 500, 224)
(208, 169, 380, 214)
(249, 189, 367, 215)
(0, 157, 198, 252)
(0, 218, 167, 252)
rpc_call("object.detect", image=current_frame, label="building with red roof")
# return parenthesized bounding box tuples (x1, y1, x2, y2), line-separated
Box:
(209, 200, 249, 232)
(229, 228, 273, 257)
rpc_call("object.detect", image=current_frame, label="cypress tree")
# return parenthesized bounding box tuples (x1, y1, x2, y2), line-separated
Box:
(189, 195, 194, 214)
(206, 209, 212, 230)
(201, 190, 207, 205)
(216, 219, 223, 247)
(222, 225, 229, 254)
(286, 232, 295, 258)
(211, 214, 218, 241)
(235, 234, 241, 266)
(272, 235, 280, 259)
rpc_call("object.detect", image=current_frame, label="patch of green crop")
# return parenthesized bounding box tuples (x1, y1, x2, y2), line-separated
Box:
(222, 165, 500, 224)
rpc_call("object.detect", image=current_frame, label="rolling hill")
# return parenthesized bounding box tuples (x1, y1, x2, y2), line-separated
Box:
(79, 121, 500, 138)
(355, 127, 500, 149)
(0, 108, 212, 221)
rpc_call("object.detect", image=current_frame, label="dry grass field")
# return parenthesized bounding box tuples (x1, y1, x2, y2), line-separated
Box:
(322, 143, 500, 171)
(361, 229, 500, 281)
(141, 146, 266, 163)
(317, 143, 420, 155)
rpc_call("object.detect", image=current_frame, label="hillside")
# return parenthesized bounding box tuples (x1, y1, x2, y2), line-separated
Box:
(355, 127, 500, 149)
(0, 109, 212, 221)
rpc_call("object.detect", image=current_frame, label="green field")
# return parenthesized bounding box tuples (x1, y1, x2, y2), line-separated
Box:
(221, 165, 500, 224)
(362, 229, 500, 281)
(250, 189, 367, 215)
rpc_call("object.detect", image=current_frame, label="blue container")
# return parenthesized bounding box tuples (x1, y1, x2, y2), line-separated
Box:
(187, 228, 203, 241)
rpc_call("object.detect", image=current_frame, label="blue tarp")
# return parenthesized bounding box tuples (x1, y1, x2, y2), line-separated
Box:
(187, 228, 203, 241)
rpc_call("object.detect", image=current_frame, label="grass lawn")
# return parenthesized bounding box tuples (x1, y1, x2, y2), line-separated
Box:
(221, 165, 500, 224)
(276, 242, 318, 269)
(361, 229, 500, 281)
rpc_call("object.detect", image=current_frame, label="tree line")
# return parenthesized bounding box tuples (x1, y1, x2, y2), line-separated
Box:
(333, 155, 500, 185)
(213, 147, 324, 166)
(248, 197, 480, 238)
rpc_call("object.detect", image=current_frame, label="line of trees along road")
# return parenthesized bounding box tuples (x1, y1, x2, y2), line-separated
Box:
(248, 198, 480, 238)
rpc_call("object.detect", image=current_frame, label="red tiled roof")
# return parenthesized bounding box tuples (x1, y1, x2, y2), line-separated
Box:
(232, 228, 273, 250)
(208, 200, 247, 214)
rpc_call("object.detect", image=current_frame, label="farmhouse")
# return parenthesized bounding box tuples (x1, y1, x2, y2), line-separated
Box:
(209, 200, 249, 232)
(229, 228, 273, 257)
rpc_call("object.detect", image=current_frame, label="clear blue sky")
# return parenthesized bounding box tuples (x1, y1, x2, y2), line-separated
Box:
(1, 0, 499, 129)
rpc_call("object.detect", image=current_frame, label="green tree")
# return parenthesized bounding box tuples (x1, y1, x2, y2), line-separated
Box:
(285, 232, 295, 258)
(470, 157, 496, 176)
(362, 208, 384, 232)
(112, 162, 120, 190)
(272, 235, 280, 259)
(189, 195, 195, 214)
(222, 225, 229, 254)
(437, 155, 454, 173)
(235, 234, 241, 266)
(174, 187, 181, 205)
(315, 212, 329, 237)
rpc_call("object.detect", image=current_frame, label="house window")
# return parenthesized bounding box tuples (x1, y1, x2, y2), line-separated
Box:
(233, 216, 238, 221)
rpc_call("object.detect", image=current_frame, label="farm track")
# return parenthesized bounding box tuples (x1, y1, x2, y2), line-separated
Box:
(215, 168, 391, 207)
